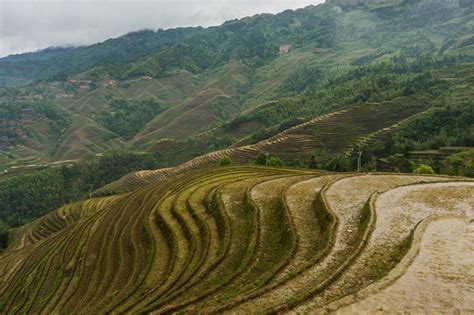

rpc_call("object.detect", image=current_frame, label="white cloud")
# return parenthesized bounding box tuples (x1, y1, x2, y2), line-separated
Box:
(0, 0, 323, 57)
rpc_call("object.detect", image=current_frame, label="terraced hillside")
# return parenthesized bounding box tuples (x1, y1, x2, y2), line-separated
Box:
(98, 97, 428, 194)
(132, 59, 246, 145)
(2, 0, 473, 172)
(1, 166, 472, 313)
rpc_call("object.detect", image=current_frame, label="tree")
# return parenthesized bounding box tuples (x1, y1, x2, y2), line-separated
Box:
(445, 156, 464, 176)
(255, 152, 268, 165)
(0, 151, 161, 228)
(325, 156, 351, 172)
(267, 156, 285, 167)
(399, 157, 416, 173)
(442, 150, 474, 177)
(0, 221, 10, 251)
(413, 164, 435, 175)
(219, 155, 232, 167)
(308, 156, 318, 169)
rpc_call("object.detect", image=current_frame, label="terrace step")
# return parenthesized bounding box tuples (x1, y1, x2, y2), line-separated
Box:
(327, 181, 474, 313)
(227, 174, 344, 313)
(197, 175, 307, 313)
(292, 174, 451, 313)
(96, 99, 427, 195)
(2, 168, 472, 313)
(137, 172, 264, 312)
(156, 176, 277, 313)
(109, 169, 292, 313)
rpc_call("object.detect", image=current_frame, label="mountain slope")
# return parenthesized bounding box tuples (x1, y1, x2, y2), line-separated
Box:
(133, 59, 246, 144)
(95, 94, 429, 195)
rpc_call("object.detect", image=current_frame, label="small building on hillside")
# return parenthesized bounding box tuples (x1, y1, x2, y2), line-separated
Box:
(101, 79, 117, 87)
(141, 76, 153, 80)
(279, 44, 292, 54)
(68, 79, 91, 85)
(21, 108, 35, 119)
(17, 95, 34, 101)
(0, 119, 16, 127)
(55, 92, 75, 99)
(20, 108, 47, 121)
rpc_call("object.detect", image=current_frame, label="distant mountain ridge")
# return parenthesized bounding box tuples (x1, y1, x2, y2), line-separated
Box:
(0, 27, 203, 85)
(1, 47, 76, 63)
(327, 0, 398, 6)
(327, 0, 472, 7)
(0, 0, 471, 86)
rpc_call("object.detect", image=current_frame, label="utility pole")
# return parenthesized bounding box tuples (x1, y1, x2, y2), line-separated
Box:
(357, 150, 363, 173)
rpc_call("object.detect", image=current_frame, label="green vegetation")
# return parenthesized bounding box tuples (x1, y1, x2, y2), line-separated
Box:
(0, 0, 472, 237)
(0, 29, 202, 84)
(0, 150, 160, 227)
(218, 155, 232, 167)
(442, 149, 474, 177)
(94, 98, 165, 139)
(413, 164, 435, 175)
(0, 99, 68, 141)
(255, 152, 268, 165)
(266, 156, 285, 167)
(280, 66, 324, 94)
(353, 89, 473, 174)
(323, 156, 352, 172)
(227, 55, 467, 131)
(385, 101, 474, 153)
(0, 220, 10, 251)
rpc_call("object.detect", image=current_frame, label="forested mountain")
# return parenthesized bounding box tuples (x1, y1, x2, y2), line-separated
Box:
(0, 28, 202, 84)
(2, 0, 472, 84)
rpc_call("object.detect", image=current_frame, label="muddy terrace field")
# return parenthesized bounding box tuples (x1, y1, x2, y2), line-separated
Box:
(1, 166, 473, 313)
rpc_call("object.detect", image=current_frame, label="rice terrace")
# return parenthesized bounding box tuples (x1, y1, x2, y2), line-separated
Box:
(1, 167, 473, 313)
(0, 0, 473, 313)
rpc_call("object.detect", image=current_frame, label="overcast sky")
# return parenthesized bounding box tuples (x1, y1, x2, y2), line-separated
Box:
(0, 0, 323, 58)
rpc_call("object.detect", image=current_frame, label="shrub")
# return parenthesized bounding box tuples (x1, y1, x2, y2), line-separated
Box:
(441, 150, 474, 177)
(255, 152, 268, 165)
(219, 155, 232, 167)
(413, 164, 435, 174)
(324, 156, 351, 172)
(267, 156, 285, 167)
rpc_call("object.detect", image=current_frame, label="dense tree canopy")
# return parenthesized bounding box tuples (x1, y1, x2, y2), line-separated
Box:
(0, 151, 161, 227)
